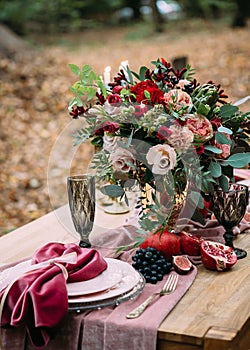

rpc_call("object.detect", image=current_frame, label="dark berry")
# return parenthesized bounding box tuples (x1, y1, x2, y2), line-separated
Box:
(131, 246, 172, 284)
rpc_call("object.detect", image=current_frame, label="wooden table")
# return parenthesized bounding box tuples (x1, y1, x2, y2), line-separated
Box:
(0, 205, 249, 350)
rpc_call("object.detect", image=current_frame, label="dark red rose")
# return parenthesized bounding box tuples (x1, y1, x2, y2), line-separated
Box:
(196, 145, 205, 155)
(108, 94, 123, 104)
(94, 121, 119, 136)
(113, 86, 124, 94)
(134, 104, 149, 118)
(103, 121, 119, 133)
(210, 117, 222, 130)
(130, 80, 164, 105)
(69, 106, 86, 119)
(156, 126, 172, 141)
(96, 92, 106, 105)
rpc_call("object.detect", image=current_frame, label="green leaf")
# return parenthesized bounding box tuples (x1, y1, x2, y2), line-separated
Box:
(86, 87, 96, 101)
(190, 191, 204, 209)
(139, 66, 148, 81)
(218, 125, 233, 135)
(218, 104, 238, 118)
(68, 64, 80, 76)
(144, 90, 151, 100)
(204, 145, 222, 154)
(196, 103, 210, 116)
(218, 174, 229, 191)
(126, 67, 134, 85)
(215, 132, 231, 145)
(223, 153, 250, 168)
(99, 185, 125, 198)
(81, 64, 93, 76)
(68, 97, 78, 109)
(208, 161, 222, 178)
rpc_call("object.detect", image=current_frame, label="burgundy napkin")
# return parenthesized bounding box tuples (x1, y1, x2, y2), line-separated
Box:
(0, 243, 107, 348)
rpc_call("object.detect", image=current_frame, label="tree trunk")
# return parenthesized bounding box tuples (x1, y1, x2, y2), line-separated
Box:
(232, 0, 250, 27)
(0, 24, 28, 56)
(150, 0, 165, 32)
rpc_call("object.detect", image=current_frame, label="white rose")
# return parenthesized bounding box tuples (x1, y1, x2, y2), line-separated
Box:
(146, 144, 177, 175)
(103, 134, 119, 153)
(109, 147, 135, 173)
(103, 101, 123, 115)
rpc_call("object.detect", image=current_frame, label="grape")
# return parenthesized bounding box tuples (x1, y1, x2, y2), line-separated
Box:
(131, 246, 173, 284)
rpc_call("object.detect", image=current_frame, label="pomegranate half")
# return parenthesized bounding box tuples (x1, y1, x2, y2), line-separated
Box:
(201, 240, 237, 271)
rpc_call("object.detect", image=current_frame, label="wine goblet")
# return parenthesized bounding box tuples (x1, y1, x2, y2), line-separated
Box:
(67, 174, 95, 248)
(212, 183, 248, 259)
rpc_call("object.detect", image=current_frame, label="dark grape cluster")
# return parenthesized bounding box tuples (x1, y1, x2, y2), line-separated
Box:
(132, 247, 172, 284)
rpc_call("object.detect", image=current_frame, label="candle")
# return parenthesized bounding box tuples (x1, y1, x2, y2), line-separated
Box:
(104, 66, 111, 84)
(119, 60, 129, 80)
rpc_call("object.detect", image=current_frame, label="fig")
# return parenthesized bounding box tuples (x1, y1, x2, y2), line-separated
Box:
(200, 240, 237, 271)
(179, 231, 203, 256)
(140, 229, 180, 262)
(172, 255, 193, 274)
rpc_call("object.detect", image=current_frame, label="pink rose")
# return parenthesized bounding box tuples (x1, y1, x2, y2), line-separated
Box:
(156, 126, 172, 141)
(163, 89, 192, 111)
(109, 148, 135, 173)
(175, 79, 191, 89)
(185, 114, 213, 142)
(215, 132, 231, 159)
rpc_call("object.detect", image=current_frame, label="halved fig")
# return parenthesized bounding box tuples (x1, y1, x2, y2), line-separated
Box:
(173, 255, 193, 274)
(200, 240, 237, 271)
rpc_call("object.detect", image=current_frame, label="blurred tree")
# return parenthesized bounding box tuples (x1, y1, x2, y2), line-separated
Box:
(232, 0, 250, 26)
(150, 0, 165, 32)
(124, 0, 142, 21)
(177, 0, 235, 19)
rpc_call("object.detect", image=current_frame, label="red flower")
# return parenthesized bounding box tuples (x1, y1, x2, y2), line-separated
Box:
(134, 104, 149, 118)
(156, 126, 172, 141)
(196, 145, 205, 155)
(210, 117, 222, 130)
(113, 86, 124, 94)
(94, 121, 119, 136)
(130, 80, 164, 105)
(69, 106, 86, 119)
(108, 94, 122, 104)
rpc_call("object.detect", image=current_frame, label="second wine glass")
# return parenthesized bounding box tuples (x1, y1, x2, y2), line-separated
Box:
(212, 183, 248, 259)
(67, 174, 95, 248)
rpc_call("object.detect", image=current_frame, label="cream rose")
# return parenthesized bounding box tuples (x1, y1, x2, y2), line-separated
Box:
(146, 144, 177, 175)
(109, 147, 135, 173)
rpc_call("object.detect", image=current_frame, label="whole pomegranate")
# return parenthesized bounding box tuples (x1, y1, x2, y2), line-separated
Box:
(179, 231, 203, 256)
(140, 229, 180, 261)
(200, 240, 237, 271)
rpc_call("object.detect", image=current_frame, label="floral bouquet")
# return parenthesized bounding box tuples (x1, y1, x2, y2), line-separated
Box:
(68, 58, 250, 237)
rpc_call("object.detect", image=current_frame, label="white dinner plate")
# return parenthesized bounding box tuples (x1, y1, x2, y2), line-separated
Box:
(68, 258, 140, 303)
(67, 258, 122, 296)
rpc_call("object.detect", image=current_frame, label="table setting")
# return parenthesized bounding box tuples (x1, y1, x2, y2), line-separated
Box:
(0, 56, 250, 349)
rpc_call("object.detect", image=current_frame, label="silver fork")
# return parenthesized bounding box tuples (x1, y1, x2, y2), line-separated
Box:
(126, 273, 179, 319)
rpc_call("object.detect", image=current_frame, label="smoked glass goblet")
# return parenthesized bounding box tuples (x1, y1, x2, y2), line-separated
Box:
(212, 183, 248, 259)
(67, 174, 95, 248)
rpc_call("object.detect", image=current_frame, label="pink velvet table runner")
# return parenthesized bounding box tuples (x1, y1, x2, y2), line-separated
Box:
(0, 223, 197, 350)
